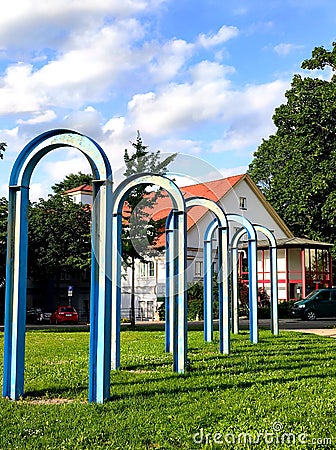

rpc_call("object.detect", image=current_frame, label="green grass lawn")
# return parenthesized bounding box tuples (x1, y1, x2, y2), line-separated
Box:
(0, 328, 336, 449)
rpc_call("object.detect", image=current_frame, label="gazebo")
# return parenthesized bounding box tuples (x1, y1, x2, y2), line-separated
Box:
(239, 237, 333, 301)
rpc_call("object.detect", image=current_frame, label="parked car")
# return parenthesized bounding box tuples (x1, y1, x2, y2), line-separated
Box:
(26, 307, 52, 324)
(38, 310, 52, 324)
(291, 288, 336, 321)
(50, 305, 79, 325)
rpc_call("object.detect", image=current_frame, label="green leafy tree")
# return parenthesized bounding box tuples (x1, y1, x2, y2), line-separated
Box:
(28, 194, 92, 303)
(187, 273, 219, 321)
(123, 131, 176, 325)
(187, 281, 204, 320)
(29, 194, 91, 275)
(249, 42, 336, 255)
(52, 172, 93, 194)
(0, 142, 6, 160)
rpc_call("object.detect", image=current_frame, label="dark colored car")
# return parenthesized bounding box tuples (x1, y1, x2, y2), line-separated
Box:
(26, 307, 52, 324)
(38, 310, 52, 323)
(50, 305, 79, 325)
(291, 288, 336, 321)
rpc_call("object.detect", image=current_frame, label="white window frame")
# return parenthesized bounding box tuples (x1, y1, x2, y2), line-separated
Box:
(239, 196, 247, 210)
(139, 260, 155, 278)
(195, 260, 203, 277)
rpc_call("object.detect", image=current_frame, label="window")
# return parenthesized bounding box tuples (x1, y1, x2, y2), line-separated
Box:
(195, 261, 203, 277)
(149, 261, 155, 277)
(316, 291, 330, 301)
(239, 196, 247, 210)
(139, 261, 155, 278)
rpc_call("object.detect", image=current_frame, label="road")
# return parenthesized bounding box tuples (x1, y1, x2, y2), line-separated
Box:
(1, 317, 336, 337)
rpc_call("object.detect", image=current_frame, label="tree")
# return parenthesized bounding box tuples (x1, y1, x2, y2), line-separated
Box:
(28, 193, 92, 303)
(29, 194, 91, 275)
(123, 132, 176, 325)
(187, 274, 219, 321)
(249, 42, 336, 255)
(0, 142, 6, 160)
(51, 172, 93, 194)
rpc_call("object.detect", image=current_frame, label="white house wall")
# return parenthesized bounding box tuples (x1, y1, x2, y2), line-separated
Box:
(129, 178, 293, 316)
(223, 179, 290, 239)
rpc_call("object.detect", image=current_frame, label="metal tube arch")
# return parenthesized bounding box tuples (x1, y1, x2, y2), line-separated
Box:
(111, 173, 188, 373)
(3, 130, 113, 404)
(203, 219, 218, 343)
(166, 197, 230, 355)
(230, 227, 247, 334)
(230, 224, 279, 337)
(254, 225, 279, 336)
(228, 214, 258, 344)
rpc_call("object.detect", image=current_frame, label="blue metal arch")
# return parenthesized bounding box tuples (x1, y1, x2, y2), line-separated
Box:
(110, 173, 188, 373)
(3, 129, 113, 404)
(230, 227, 247, 335)
(166, 197, 230, 355)
(230, 224, 279, 337)
(203, 218, 219, 343)
(228, 214, 258, 344)
(253, 225, 279, 336)
(9, 129, 111, 186)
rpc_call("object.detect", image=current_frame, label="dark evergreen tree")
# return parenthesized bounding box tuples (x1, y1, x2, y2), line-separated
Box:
(122, 131, 176, 325)
(0, 142, 6, 160)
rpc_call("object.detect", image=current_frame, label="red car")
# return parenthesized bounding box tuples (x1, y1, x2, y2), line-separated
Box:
(50, 305, 79, 325)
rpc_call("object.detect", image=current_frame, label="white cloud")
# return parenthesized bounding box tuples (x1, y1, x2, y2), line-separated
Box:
(198, 25, 239, 48)
(166, 153, 227, 185)
(125, 61, 287, 152)
(274, 43, 303, 56)
(127, 61, 234, 135)
(210, 80, 289, 152)
(219, 166, 248, 178)
(29, 182, 46, 202)
(0, 19, 149, 115)
(0, 1, 296, 202)
(157, 138, 203, 155)
(0, 63, 45, 115)
(149, 39, 194, 83)
(0, 0, 165, 48)
(17, 110, 56, 125)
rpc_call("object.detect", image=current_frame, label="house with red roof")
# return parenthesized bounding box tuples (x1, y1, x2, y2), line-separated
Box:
(64, 174, 332, 321)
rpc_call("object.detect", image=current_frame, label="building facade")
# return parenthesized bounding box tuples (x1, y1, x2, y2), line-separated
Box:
(63, 174, 332, 320)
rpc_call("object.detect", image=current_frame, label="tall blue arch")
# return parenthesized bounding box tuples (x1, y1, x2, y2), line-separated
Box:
(228, 214, 258, 344)
(166, 197, 230, 355)
(231, 224, 279, 336)
(111, 173, 188, 373)
(2, 129, 113, 403)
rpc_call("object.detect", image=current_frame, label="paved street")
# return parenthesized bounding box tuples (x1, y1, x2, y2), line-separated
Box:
(241, 318, 336, 337)
(1, 317, 336, 338)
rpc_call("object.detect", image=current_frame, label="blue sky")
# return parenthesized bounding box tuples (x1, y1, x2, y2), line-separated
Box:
(0, 0, 335, 199)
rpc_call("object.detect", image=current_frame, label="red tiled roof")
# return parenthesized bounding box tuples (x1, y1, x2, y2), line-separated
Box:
(148, 174, 243, 221)
(64, 184, 93, 194)
(146, 174, 245, 246)
(66, 174, 245, 247)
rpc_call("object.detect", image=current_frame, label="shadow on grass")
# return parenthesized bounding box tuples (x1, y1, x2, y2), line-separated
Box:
(24, 385, 87, 399)
(107, 370, 336, 403)
(18, 328, 336, 403)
